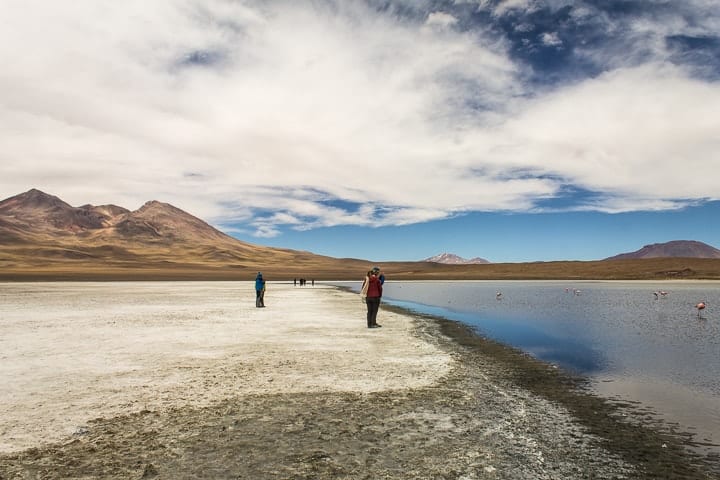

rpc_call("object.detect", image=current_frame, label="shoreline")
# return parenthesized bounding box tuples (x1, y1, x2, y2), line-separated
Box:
(396, 306, 720, 478)
(359, 279, 720, 457)
(1, 284, 717, 478)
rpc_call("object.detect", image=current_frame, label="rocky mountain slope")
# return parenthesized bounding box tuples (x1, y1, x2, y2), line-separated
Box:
(0, 189, 367, 278)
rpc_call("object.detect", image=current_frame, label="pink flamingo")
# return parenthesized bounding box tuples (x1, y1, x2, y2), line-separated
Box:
(695, 302, 706, 317)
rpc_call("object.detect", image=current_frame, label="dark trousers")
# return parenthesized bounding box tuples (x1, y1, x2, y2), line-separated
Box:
(256, 290, 265, 307)
(366, 297, 381, 327)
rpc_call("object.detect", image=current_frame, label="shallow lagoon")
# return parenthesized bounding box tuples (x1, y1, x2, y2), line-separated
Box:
(358, 280, 720, 453)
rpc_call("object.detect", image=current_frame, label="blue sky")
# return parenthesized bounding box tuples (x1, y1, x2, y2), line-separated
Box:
(2, 1, 720, 262)
(257, 201, 720, 262)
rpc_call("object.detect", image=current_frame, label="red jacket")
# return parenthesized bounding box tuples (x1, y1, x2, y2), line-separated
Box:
(366, 274, 383, 298)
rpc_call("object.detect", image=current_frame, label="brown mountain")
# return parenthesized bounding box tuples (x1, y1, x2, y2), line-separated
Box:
(0, 189, 371, 279)
(0, 189, 123, 236)
(604, 240, 720, 260)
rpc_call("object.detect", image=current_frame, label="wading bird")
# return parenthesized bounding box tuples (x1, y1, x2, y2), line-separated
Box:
(695, 302, 706, 317)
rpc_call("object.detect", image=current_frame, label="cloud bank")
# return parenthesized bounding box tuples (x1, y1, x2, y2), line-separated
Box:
(1, 0, 719, 237)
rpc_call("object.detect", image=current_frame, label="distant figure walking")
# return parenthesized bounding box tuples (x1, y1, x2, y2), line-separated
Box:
(255, 272, 266, 308)
(695, 302, 706, 317)
(362, 268, 383, 328)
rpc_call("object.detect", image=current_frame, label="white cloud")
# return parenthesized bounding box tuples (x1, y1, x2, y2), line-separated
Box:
(425, 11, 458, 29)
(0, 1, 719, 238)
(480, 63, 720, 206)
(251, 223, 282, 238)
(572, 197, 698, 214)
(540, 32, 562, 47)
(493, 0, 539, 16)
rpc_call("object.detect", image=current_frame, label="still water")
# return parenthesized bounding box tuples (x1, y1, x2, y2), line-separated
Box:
(350, 280, 720, 452)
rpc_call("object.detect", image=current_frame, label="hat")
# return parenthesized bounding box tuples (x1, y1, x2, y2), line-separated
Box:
(372, 266, 380, 272)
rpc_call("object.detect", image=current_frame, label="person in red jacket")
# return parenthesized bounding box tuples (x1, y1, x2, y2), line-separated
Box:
(362, 269, 383, 328)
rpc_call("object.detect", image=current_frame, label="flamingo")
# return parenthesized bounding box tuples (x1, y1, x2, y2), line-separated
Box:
(653, 292, 659, 299)
(695, 302, 706, 317)
(496, 292, 503, 300)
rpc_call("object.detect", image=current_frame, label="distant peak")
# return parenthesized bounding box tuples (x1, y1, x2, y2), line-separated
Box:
(21, 188, 56, 199)
(131, 199, 207, 223)
(424, 252, 490, 264)
(1, 188, 72, 209)
(605, 240, 720, 260)
(136, 200, 177, 213)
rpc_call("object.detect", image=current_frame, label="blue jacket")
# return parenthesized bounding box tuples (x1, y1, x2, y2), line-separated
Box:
(255, 274, 265, 291)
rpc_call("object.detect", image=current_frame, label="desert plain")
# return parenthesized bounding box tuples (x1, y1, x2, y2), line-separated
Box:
(0, 282, 717, 479)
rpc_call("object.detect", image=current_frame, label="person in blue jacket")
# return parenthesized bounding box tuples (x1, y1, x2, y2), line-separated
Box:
(372, 266, 385, 285)
(255, 272, 266, 308)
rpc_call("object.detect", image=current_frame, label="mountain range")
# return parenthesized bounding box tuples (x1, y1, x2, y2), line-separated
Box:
(0, 189, 369, 279)
(3, 189, 720, 280)
(425, 241, 720, 265)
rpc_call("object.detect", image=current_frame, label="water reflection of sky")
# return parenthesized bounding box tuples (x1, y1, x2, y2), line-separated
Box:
(350, 280, 720, 398)
(388, 298, 605, 374)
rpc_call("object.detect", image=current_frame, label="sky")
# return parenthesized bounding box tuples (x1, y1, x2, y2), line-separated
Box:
(2, 0, 720, 262)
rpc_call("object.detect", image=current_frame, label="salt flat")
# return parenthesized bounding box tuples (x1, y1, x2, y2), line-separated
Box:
(3, 282, 715, 479)
(0, 282, 451, 453)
